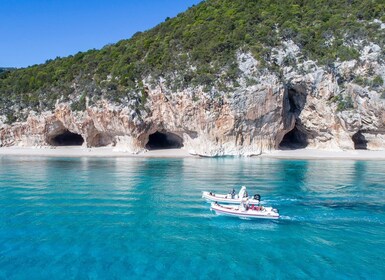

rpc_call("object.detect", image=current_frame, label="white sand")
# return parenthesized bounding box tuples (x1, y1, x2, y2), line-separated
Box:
(0, 146, 193, 158)
(260, 148, 385, 160)
(1, 146, 385, 160)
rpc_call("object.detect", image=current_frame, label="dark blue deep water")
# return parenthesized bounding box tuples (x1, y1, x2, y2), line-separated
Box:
(1, 156, 385, 279)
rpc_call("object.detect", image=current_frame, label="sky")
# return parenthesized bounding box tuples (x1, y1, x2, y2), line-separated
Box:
(0, 0, 202, 68)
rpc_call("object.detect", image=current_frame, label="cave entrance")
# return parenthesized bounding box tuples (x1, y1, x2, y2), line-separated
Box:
(279, 125, 308, 150)
(50, 130, 84, 146)
(145, 131, 183, 150)
(280, 84, 309, 150)
(352, 131, 367, 150)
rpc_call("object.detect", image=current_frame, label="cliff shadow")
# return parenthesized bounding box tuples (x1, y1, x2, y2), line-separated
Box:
(279, 84, 309, 150)
(287, 86, 307, 117)
(145, 131, 183, 150)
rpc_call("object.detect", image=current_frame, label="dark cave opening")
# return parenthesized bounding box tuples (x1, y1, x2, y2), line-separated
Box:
(280, 84, 309, 150)
(50, 130, 84, 146)
(352, 131, 367, 150)
(145, 131, 183, 150)
(279, 126, 308, 150)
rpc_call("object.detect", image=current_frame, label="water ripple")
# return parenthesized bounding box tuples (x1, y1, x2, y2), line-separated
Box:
(1, 157, 385, 278)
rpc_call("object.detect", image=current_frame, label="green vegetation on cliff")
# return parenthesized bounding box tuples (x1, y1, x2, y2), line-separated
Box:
(0, 0, 384, 121)
(0, 68, 15, 74)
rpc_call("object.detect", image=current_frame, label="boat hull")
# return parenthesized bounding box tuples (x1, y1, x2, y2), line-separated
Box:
(210, 203, 279, 220)
(202, 191, 259, 204)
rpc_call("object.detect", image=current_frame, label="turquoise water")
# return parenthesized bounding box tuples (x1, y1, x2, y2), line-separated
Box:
(1, 156, 385, 279)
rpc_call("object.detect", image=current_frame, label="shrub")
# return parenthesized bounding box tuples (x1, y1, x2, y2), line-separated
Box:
(354, 76, 370, 87)
(337, 95, 354, 112)
(372, 75, 384, 88)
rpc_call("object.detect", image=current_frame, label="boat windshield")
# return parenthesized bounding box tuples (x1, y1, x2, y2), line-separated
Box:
(238, 186, 247, 198)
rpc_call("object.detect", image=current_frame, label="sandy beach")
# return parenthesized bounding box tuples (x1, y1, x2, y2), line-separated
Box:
(0, 147, 193, 158)
(260, 149, 385, 160)
(1, 146, 385, 160)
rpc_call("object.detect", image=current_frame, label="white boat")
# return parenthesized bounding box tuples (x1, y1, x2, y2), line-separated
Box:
(210, 201, 279, 220)
(202, 186, 260, 204)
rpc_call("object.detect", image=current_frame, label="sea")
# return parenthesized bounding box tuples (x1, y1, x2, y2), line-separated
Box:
(0, 156, 384, 279)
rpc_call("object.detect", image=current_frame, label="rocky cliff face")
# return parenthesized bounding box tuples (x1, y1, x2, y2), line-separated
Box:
(1, 40, 384, 156)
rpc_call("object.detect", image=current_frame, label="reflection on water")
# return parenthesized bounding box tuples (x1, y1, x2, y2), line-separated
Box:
(1, 156, 385, 278)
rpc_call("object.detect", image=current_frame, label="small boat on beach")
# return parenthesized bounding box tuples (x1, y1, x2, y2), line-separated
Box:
(210, 201, 279, 220)
(202, 186, 260, 204)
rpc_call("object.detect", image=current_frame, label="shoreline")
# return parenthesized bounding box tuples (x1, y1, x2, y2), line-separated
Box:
(0, 146, 385, 160)
(259, 149, 385, 160)
(0, 147, 193, 158)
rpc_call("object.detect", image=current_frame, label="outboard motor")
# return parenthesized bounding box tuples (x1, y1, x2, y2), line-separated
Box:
(254, 194, 261, 201)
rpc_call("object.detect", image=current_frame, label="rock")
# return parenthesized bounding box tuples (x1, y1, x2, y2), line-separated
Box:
(1, 43, 385, 156)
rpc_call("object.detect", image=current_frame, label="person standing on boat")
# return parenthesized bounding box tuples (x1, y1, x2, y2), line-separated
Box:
(231, 189, 236, 199)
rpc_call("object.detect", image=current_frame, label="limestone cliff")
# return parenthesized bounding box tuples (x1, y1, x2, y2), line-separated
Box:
(1, 39, 384, 156)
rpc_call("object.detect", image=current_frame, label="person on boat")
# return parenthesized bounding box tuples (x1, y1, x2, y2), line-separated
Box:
(231, 189, 236, 199)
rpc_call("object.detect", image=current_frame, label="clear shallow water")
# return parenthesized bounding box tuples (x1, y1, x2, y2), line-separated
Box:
(0, 156, 385, 279)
